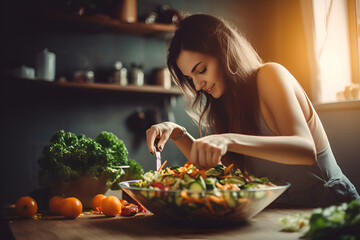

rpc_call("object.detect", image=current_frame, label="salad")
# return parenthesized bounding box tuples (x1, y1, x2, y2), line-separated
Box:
(135, 161, 275, 191)
(125, 161, 280, 221)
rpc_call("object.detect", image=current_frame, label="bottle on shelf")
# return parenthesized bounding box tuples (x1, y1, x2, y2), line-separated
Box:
(113, 61, 128, 86)
(36, 48, 56, 81)
(130, 64, 144, 86)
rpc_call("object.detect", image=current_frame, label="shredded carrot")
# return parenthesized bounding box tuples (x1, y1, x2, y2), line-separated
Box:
(209, 195, 225, 205)
(157, 160, 167, 172)
(166, 167, 174, 175)
(209, 195, 229, 209)
(184, 197, 204, 204)
(216, 182, 226, 189)
(218, 175, 244, 180)
(216, 182, 240, 191)
(205, 197, 215, 214)
(186, 164, 193, 171)
(181, 191, 205, 204)
(224, 163, 234, 175)
(181, 191, 191, 201)
(190, 170, 198, 178)
(198, 170, 207, 179)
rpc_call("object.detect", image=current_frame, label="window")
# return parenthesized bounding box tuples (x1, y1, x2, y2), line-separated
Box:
(341, 0, 360, 101)
(301, 0, 360, 103)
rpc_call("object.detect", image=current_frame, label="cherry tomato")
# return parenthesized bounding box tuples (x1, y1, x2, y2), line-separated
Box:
(101, 196, 122, 217)
(49, 196, 65, 215)
(61, 197, 83, 218)
(15, 196, 38, 218)
(119, 199, 128, 206)
(92, 194, 106, 211)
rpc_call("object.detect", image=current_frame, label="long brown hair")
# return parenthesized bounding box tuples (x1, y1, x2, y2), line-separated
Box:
(167, 14, 264, 168)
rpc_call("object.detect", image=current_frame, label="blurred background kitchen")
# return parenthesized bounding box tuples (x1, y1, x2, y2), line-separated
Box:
(1, 0, 359, 205)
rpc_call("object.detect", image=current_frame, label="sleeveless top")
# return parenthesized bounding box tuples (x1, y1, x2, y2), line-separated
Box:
(242, 110, 360, 207)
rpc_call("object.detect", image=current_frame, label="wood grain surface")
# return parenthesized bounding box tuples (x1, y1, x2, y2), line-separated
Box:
(4, 207, 313, 240)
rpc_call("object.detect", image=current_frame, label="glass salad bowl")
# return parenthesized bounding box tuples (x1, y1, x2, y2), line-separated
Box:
(119, 179, 290, 224)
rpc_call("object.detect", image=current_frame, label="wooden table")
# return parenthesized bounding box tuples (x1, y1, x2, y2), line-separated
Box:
(3, 207, 312, 240)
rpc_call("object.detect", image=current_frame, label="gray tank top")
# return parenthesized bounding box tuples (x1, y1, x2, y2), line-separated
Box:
(243, 111, 359, 207)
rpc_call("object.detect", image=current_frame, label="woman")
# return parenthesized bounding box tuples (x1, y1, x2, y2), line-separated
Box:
(145, 14, 359, 207)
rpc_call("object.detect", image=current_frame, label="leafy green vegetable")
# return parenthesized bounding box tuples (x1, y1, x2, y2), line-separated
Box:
(110, 159, 145, 190)
(38, 130, 143, 188)
(305, 200, 360, 240)
(279, 200, 360, 240)
(121, 159, 145, 181)
(278, 213, 309, 232)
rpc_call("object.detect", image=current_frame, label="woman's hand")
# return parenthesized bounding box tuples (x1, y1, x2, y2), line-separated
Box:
(190, 134, 231, 169)
(146, 122, 182, 154)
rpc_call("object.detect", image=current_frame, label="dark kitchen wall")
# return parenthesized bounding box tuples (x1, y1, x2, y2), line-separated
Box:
(0, 0, 310, 204)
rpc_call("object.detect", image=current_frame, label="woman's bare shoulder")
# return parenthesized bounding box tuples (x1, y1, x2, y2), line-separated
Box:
(256, 62, 312, 121)
(256, 62, 296, 96)
(257, 62, 292, 82)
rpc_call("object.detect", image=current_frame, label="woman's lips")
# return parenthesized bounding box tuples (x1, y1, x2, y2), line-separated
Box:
(206, 84, 215, 94)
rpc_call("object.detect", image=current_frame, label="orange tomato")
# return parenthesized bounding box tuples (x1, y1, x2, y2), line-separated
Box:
(61, 197, 83, 218)
(15, 196, 38, 218)
(49, 195, 65, 215)
(101, 196, 122, 217)
(92, 194, 106, 211)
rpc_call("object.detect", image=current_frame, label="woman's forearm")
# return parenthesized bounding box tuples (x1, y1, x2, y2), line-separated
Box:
(225, 133, 317, 165)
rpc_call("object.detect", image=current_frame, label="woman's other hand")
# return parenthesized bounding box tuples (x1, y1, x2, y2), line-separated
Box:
(146, 122, 182, 154)
(190, 134, 231, 169)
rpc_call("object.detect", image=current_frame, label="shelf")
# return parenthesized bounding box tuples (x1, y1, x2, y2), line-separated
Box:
(7, 77, 182, 96)
(36, 12, 177, 36)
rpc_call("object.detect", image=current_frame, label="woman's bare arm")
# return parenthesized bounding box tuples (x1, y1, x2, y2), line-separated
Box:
(190, 63, 317, 168)
(226, 63, 317, 165)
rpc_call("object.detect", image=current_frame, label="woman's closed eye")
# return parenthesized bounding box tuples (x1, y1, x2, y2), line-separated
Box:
(199, 67, 207, 74)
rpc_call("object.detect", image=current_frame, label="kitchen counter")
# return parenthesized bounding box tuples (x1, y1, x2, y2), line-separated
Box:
(3, 206, 312, 240)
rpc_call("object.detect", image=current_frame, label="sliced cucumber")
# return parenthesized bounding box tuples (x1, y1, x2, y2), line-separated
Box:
(188, 181, 204, 198)
(223, 192, 237, 208)
(220, 177, 246, 186)
(183, 173, 196, 187)
(183, 173, 194, 182)
(162, 175, 176, 186)
(189, 181, 205, 191)
(198, 175, 207, 190)
(205, 167, 224, 177)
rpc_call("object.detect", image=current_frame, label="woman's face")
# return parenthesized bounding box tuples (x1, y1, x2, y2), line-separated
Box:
(176, 50, 226, 99)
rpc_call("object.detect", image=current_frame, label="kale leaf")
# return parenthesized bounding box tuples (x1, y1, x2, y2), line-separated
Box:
(38, 130, 143, 188)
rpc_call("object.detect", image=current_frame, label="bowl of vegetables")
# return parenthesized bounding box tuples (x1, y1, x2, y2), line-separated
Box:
(37, 130, 144, 208)
(120, 162, 290, 224)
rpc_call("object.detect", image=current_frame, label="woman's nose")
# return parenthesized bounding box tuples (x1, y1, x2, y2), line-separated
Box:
(193, 78, 206, 91)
